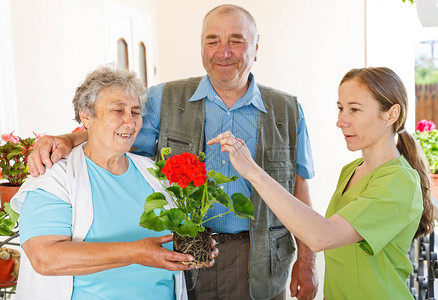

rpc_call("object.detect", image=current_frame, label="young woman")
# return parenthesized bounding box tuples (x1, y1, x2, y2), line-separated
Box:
(208, 67, 434, 299)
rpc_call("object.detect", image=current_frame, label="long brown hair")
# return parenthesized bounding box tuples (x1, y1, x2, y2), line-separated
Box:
(340, 67, 433, 239)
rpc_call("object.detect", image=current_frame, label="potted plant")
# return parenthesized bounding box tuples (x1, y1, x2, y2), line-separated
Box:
(0, 247, 20, 284)
(0, 203, 19, 237)
(413, 119, 438, 202)
(140, 148, 255, 267)
(0, 132, 38, 211)
(414, 120, 438, 173)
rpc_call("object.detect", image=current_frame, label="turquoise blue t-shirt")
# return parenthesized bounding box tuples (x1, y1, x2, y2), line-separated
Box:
(19, 155, 176, 300)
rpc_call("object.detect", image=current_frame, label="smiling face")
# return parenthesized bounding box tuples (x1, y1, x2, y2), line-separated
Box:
(336, 79, 394, 153)
(201, 10, 258, 91)
(81, 88, 142, 159)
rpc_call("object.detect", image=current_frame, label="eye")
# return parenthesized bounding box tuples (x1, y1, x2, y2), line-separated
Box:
(207, 41, 218, 45)
(230, 40, 244, 44)
(337, 106, 343, 112)
(351, 108, 360, 112)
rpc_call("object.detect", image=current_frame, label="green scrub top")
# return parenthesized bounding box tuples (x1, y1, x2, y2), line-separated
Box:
(324, 156, 422, 299)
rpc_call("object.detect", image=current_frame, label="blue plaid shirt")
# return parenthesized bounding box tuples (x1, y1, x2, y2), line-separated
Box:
(134, 74, 314, 233)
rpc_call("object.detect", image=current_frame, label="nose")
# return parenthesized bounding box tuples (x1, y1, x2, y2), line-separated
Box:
(217, 42, 232, 59)
(123, 111, 135, 128)
(336, 112, 348, 128)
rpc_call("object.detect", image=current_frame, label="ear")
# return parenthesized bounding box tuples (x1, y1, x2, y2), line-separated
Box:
(79, 111, 92, 129)
(387, 104, 400, 126)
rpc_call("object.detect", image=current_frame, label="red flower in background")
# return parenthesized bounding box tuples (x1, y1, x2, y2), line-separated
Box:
(161, 153, 207, 188)
(416, 119, 436, 132)
(72, 126, 86, 133)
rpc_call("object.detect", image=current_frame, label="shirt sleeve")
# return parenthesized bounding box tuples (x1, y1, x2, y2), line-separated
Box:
(132, 83, 165, 157)
(296, 103, 315, 179)
(336, 165, 423, 255)
(19, 189, 72, 245)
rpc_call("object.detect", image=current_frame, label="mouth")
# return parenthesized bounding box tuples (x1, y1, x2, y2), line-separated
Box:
(215, 61, 236, 67)
(344, 134, 355, 140)
(117, 133, 133, 138)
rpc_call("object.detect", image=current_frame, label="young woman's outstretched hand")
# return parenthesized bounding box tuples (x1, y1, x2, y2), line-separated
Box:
(207, 131, 260, 182)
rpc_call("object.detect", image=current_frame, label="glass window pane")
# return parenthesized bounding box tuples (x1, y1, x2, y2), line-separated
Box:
(117, 38, 129, 70)
(139, 42, 147, 87)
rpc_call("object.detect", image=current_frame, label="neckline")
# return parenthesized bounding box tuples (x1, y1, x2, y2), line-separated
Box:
(341, 156, 403, 196)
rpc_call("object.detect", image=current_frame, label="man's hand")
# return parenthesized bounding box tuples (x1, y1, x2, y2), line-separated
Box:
(29, 135, 72, 177)
(290, 245, 318, 300)
(208, 237, 219, 267)
(29, 131, 88, 177)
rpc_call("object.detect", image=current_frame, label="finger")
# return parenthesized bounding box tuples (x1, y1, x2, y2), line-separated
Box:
(50, 144, 69, 163)
(39, 141, 55, 169)
(290, 279, 298, 298)
(296, 287, 314, 300)
(206, 137, 220, 145)
(206, 258, 215, 268)
(162, 261, 192, 271)
(206, 131, 233, 145)
(210, 237, 217, 248)
(209, 247, 219, 260)
(157, 234, 174, 244)
(219, 144, 236, 154)
(29, 152, 44, 177)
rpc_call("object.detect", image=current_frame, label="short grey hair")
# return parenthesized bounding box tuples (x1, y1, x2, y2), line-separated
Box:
(72, 65, 146, 123)
(202, 4, 258, 43)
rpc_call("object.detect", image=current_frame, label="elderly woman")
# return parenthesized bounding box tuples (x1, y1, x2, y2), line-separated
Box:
(11, 66, 215, 300)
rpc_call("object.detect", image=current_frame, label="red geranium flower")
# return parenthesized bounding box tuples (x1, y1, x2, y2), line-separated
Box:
(161, 153, 207, 188)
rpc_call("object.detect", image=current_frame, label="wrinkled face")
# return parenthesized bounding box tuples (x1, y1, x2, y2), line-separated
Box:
(201, 11, 258, 90)
(336, 79, 391, 153)
(83, 88, 142, 157)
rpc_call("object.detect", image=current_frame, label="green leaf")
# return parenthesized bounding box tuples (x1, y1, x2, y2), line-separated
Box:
(147, 165, 166, 180)
(144, 192, 167, 213)
(160, 147, 171, 159)
(166, 186, 183, 199)
(6, 149, 23, 161)
(231, 193, 254, 219)
(188, 188, 203, 202)
(139, 210, 165, 231)
(0, 226, 11, 236)
(216, 192, 231, 207)
(160, 208, 185, 231)
(3, 203, 18, 229)
(207, 170, 238, 185)
(209, 187, 231, 207)
(175, 220, 199, 237)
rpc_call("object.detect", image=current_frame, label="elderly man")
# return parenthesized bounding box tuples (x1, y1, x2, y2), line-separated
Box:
(29, 4, 318, 300)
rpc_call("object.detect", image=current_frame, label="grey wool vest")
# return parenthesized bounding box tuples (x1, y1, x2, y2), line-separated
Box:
(156, 76, 299, 300)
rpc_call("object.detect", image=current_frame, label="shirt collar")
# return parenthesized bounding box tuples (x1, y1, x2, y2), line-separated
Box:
(188, 73, 267, 113)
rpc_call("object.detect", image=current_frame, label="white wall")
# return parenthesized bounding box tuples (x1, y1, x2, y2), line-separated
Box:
(0, 0, 18, 134)
(10, 0, 157, 137)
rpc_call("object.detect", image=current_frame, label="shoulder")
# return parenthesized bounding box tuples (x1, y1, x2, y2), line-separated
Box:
(371, 157, 420, 185)
(164, 76, 204, 89)
(256, 83, 297, 101)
